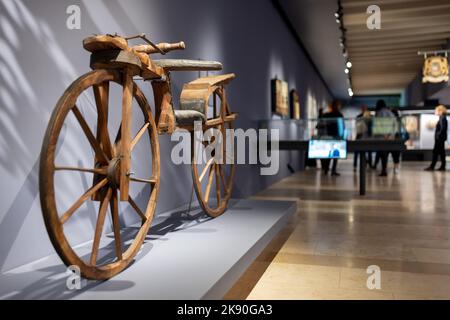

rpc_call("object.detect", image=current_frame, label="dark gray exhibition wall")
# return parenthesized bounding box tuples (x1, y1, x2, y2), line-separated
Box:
(0, 0, 331, 272)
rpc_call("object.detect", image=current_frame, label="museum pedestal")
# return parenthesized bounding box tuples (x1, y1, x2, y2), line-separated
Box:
(0, 199, 296, 300)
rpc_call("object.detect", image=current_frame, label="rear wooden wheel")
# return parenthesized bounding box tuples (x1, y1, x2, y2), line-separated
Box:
(39, 69, 160, 280)
(191, 87, 236, 218)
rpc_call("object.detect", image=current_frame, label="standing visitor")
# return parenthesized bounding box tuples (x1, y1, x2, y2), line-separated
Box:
(354, 106, 373, 171)
(375, 99, 395, 177)
(425, 105, 448, 171)
(391, 107, 402, 174)
(320, 100, 344, 176)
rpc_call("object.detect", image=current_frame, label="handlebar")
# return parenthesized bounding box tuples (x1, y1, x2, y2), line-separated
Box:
(133, 41, 186, 54)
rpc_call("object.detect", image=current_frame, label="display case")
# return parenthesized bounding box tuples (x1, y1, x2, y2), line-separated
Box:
(259, 117, 402, 142)
(400, 112, 450, 150)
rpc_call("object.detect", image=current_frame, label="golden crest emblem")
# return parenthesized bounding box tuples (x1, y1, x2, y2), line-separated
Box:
(422, 56, 449, 83)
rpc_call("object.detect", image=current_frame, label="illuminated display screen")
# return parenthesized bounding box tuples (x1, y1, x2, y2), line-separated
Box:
(308, 140, 347, 159)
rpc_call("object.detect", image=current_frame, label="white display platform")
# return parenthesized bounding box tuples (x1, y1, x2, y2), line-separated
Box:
(0, 199, 295, 300)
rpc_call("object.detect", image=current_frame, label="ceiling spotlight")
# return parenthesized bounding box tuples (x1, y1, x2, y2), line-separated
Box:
(346, 61, 352, 68)
(335, 4, 343, 19)
(348, 88, 354, 97)
(345, 68, 349, 74)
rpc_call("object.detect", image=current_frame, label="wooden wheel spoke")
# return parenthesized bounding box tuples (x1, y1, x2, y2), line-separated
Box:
(131, 123, 150, 151)
(93, 83, 113, 159)
(199, 157, 215, 182)
(110, 189, 123, 260)
(90, 187, 112, 265)
(60, 178, 108, 224)
(215, 164, 221, 204)
(41, 69, 160, 279)
(114, 124, 122, 145)
(72, 105, 109, 163)
(204, 165, 215, 204)
(113, 124, 122, 158)
(130, 177, 157, 185)
(54, 166, 107, 175)
(218, 164, 227, 194)
(119, 70, 134, 201)
(128, 197, 147, 223)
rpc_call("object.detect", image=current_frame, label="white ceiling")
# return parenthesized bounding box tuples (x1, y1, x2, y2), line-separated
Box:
(343, 0, 450, 95)
(278, 0, 450, 97)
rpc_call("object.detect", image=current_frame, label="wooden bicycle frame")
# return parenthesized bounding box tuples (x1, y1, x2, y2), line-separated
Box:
(90, 45, 236, 201)
(39, 34, 238, 279)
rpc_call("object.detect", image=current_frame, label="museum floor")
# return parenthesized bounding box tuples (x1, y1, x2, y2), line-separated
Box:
(225, 160, 450, 300)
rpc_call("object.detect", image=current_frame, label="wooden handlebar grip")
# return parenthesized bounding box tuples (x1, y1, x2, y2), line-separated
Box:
(133, 41, 186, 54)
(158, 41, 186, 52)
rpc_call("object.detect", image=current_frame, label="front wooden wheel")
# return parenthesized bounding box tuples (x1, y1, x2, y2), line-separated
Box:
(191, 87, 236, 218)
(39, 69, 160, 280)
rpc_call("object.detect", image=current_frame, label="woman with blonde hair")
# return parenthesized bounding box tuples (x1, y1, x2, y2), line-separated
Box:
(425, 105, 448, 171)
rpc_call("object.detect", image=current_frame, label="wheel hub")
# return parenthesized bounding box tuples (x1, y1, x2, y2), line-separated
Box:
(107, 157, 121, 188)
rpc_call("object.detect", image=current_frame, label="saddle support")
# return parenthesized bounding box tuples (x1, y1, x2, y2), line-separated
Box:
(153, 73, 236, 133)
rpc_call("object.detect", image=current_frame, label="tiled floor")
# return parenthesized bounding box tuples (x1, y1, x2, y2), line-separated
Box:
(225, 161, 450, 300)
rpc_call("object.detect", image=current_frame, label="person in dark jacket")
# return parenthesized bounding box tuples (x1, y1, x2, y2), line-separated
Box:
(320, 100, 344, 176)
(391, 107, 402, 174)
(375, 99, 395, 176)
(354, 106, 373, 171)
(425, 105, 448, 171)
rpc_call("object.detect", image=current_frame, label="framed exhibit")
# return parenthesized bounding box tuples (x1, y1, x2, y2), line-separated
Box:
(271, 78, 289, 117)
(306, 90, 319, 120)
(401, 115, 420, 149)
(399, 113, 450, 150)
(290, 89, 301, 120)
(422, 55, 449, 83)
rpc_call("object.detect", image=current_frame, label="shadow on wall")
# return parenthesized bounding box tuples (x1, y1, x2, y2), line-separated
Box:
(0, 0, 330, 272)
(0, 0, 74, 174)
(0, 0, 84, 272)
(0, 0, 222, 272)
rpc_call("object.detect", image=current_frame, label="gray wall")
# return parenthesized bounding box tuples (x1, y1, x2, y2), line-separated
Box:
(404, 73, 425, 106)
(0, 0, 331, 272)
